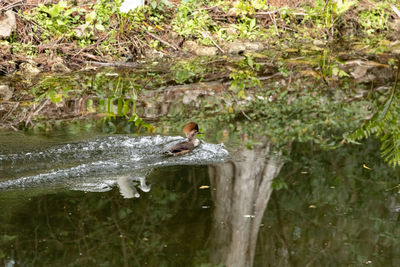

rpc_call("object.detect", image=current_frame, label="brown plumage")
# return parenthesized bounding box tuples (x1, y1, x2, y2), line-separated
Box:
(164, 122, 202, 156)
(183, 122, 199, 137)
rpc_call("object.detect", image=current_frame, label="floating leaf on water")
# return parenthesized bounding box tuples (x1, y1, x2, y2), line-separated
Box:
(363, 164, 372, 170)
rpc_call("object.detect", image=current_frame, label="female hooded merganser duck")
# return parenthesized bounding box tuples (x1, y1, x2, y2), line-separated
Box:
(164, 122, 202, 156)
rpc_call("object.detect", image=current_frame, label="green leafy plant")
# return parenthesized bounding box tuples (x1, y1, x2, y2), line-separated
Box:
(11, 43, 37, 56)
(172, 0, 216, 45)
(303, 0, 356, 39)
(233, 17, 261, 40)
(30, 0, 121, 45)
(348, 70, 400, 166)
(229, 55, 261, 98)
(234, 0, 267, 17)
(359, 5, 389, 34)
(32, 0, 85, 38)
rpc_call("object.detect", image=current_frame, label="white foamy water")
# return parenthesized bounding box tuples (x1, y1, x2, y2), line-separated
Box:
(0, 135, 229, 195)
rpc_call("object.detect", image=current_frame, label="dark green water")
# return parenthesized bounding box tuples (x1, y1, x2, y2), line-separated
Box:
(1, 130, 400, 267)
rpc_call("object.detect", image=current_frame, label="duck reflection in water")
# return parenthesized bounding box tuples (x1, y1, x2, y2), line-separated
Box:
(164, 122, 203, 156)
(117, 175, 151, 199)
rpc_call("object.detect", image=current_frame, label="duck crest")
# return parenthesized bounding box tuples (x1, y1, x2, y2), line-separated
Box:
(183, 122, 200, 138)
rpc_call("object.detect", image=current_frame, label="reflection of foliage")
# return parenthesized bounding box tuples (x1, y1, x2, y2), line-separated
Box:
(19, 49, 393, 150)
(229, 55, 261, 98)
(97, 97, 154, 132)
(349, 73, 400, 166)
(259, 140, 400, 266)
(159, 67, 375, 149)
(31, 70, 154, 133)
(2, 140, 399, 265)
(0, 235, 16, 260)
(317, 49, 349, 85)
(171, 59, 207, 84)
(247, 92, 370, 146)
(161, 82, 373, 150)
(0, 166, 214, 266)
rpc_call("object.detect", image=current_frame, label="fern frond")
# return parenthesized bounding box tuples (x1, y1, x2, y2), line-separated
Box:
(348, 67, 400, 167)
(379, 127, 400, 167)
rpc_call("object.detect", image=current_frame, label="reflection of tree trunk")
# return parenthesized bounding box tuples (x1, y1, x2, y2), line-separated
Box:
(209, 140, 285, 267)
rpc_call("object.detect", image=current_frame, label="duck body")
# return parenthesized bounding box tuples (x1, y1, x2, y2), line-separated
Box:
(164, 122, 202, 156)
(164, 138, 200, 156)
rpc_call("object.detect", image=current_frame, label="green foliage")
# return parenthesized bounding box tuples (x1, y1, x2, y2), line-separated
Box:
(32, 0, 86, 39)
(348, 75, 400, 167)
(6, 0, 396, 64)
(302, 0, 356, 38)
(359, 5, 389, 34)
(318, 49, 349, 80)
(30, 0, 116, 44)
(10, 42, 37, 56)
(117, 0, 171, 37)
(234, 0, 267, 17)
(233, 17, 262, 40)
(271, 177, 288, 190)
(333, 0, 356, 15)
(172, 0, 216, 45)
(171, 59, 207, 84)
(229, 55, 261, 98)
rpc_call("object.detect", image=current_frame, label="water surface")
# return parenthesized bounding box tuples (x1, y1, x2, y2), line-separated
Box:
(1, 131, 400, 266)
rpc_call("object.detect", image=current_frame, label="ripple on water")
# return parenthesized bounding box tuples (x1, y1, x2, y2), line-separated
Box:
(0, 135, 229, 192)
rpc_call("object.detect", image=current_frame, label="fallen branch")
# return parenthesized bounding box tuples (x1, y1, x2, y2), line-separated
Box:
(24, 99, 50, 127)
(0, 1, 23, 12)
(1, 102, 19, 122)
(391, 4, 400, 18)
(87, 61, 138, 67)
(201, 28, 225, 53)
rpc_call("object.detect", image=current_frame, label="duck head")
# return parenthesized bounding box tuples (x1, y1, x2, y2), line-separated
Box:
(183, 122, 202, 139)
